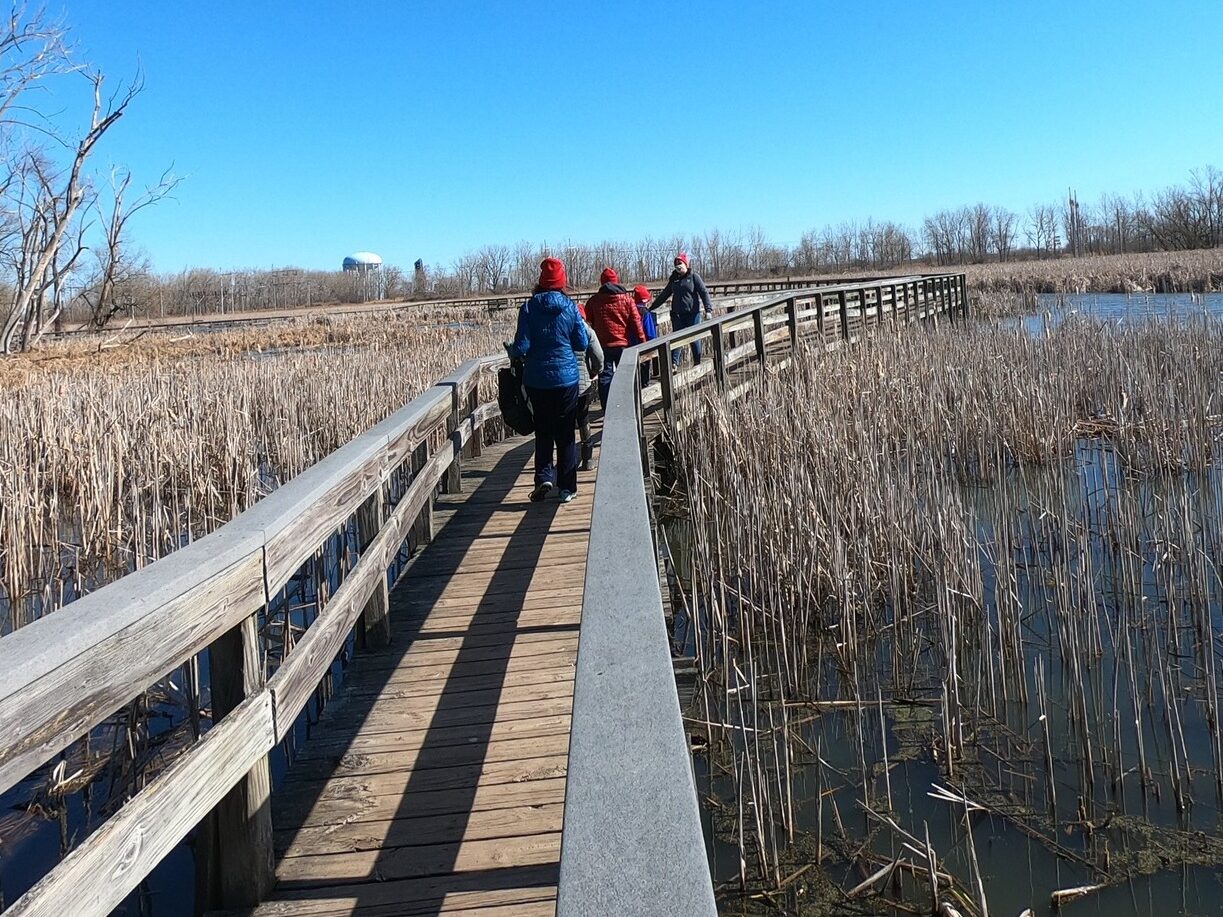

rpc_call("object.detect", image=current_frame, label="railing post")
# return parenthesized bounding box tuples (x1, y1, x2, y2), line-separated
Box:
(817, 292, 827, 341)
(636, 378, 650, 474)
(751, 309, 766, 363)
(960, 274, 969, 319)
(466, 386, 482, 458)
(875, 286, 884, 326)
(442, 384, 462, 494)
(710, 322, 727, 387)
(785, 296, 798, 350)
(658, 342, 675, 425)
(197, 614, 274, 910)
(838, 290, 849, 341)
(411, 440, 434, 547)
(356, 486, 391, 648)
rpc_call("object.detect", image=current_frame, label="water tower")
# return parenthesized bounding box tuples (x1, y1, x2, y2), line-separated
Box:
(342, 251, 385, 300)
(342, 251, 383, 272)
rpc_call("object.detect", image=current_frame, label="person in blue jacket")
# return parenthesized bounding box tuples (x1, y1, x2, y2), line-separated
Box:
(506, 257, 589, 503)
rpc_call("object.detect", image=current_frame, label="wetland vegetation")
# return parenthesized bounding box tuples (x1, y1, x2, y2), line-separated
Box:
(668, 309, 1223, 915)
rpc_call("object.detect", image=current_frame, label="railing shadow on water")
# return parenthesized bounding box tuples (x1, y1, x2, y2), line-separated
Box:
(270, 440, 569, 914)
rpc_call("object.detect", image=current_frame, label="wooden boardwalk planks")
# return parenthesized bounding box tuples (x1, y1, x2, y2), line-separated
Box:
(249, 438, 593, 917)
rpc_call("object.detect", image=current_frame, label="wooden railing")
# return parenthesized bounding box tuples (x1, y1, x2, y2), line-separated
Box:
(651, 273, 967, 414)
(557, 272, 967, 916)
(0, 354, 504, 916)
(0, 271, 966, 917)
(48, 273, 910, 335)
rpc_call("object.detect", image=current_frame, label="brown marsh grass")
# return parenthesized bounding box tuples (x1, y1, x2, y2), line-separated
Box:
(963, 248, 1223, 294)
(671, 316, 1223, 913)
(0, 307, 510, 629)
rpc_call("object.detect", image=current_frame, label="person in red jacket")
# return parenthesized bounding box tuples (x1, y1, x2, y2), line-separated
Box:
(585, 267, 645, 406)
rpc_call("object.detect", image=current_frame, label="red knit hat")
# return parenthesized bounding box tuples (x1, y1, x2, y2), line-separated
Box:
(674, 252, 690, 267)
(633, 285, 651, 304)
(537, 257, 567, 291)
(600, 267, 619, 285)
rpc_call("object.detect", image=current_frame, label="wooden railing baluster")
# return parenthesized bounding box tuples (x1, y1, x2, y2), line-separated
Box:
(197, 612, 274, 910)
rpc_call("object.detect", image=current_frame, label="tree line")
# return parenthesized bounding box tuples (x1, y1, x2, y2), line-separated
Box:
(43, 163, 1221, 323)
(432, 166, 1222, 293)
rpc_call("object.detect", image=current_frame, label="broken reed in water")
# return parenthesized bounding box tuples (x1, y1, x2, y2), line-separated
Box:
(0, 308, 509, 630)
(671, 315, 1223, 913)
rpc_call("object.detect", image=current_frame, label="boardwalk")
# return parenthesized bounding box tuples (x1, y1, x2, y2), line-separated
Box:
(250, 438, 594, 916)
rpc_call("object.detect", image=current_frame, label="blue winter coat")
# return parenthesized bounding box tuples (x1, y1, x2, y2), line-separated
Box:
(509, 290, 589, 389)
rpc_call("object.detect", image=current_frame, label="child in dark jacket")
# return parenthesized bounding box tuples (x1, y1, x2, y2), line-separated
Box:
(586, 267, 645, 406)
(506, 258, 589, 503)
(633, 285, 658, 387)
(574, 313, 603, 470)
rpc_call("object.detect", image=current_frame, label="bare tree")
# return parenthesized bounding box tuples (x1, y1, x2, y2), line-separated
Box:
(1099, 193, 1133, 254)
(923, 209, 967, 265)
(965, 203, 991, 263)
(990, 207, 1016, 261)
(473, 243, 511, 292)
(1, 8, 144, 352)
(451, 252, 480, 294)
(1025, 203, 1059, 257)
(74, 167, 179, 329)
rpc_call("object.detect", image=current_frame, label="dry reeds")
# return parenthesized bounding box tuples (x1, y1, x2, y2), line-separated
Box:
(671, 314, 1223, 912)
(0, 307, 510, 630)
(964, 248, 1223, 294)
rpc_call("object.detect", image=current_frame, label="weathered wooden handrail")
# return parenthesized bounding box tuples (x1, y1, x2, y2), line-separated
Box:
(557, 271, 966, 917)
(0, 353, 505, 915)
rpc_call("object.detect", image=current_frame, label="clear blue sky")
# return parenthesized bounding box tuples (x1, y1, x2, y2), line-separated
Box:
(57, 0, 1223, 274)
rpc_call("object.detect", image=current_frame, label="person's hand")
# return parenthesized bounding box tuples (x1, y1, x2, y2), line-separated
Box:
(704, 309, 713, 318)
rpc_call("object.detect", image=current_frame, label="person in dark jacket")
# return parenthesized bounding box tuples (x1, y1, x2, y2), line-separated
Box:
(506, 257, 589, 503)
(633, 284, 658, 387)
(573, 313, 603, 471)
(651, 252, 712, 367)
(585, 267, 645, 406)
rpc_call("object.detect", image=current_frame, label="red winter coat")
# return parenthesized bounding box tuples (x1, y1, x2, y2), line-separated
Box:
(585, 283, 646, 349)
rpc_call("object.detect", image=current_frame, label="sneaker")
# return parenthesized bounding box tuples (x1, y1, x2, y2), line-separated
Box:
(559, 489, 577, 504)
(530, 481, 554, 502)
(580, 443, 593, 471)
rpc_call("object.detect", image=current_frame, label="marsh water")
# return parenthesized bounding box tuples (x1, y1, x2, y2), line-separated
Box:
(673, 292, 1223, 916)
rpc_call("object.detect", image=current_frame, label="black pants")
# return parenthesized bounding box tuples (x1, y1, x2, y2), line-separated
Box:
(527, 383, 579, 493)
(577, 385, 594, 446)
(598, 346, 624, 407)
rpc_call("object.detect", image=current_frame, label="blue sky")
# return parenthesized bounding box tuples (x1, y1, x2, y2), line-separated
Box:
(54, 1, 1223, 273)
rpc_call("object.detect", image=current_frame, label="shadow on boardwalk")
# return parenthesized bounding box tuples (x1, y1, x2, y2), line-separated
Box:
(261, 439, 586, 916)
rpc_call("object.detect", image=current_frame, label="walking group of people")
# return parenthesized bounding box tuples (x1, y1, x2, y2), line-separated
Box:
(505, 253, 713, 504)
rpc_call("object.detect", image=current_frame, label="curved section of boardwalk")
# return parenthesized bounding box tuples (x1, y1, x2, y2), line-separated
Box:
(249, 438, 592, 916)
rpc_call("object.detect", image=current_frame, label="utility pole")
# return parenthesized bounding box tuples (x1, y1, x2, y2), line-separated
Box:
(1067, 188, 1081, 257)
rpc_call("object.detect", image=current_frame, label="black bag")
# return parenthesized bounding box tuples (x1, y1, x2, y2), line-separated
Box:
(498, 361, 534, 435)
